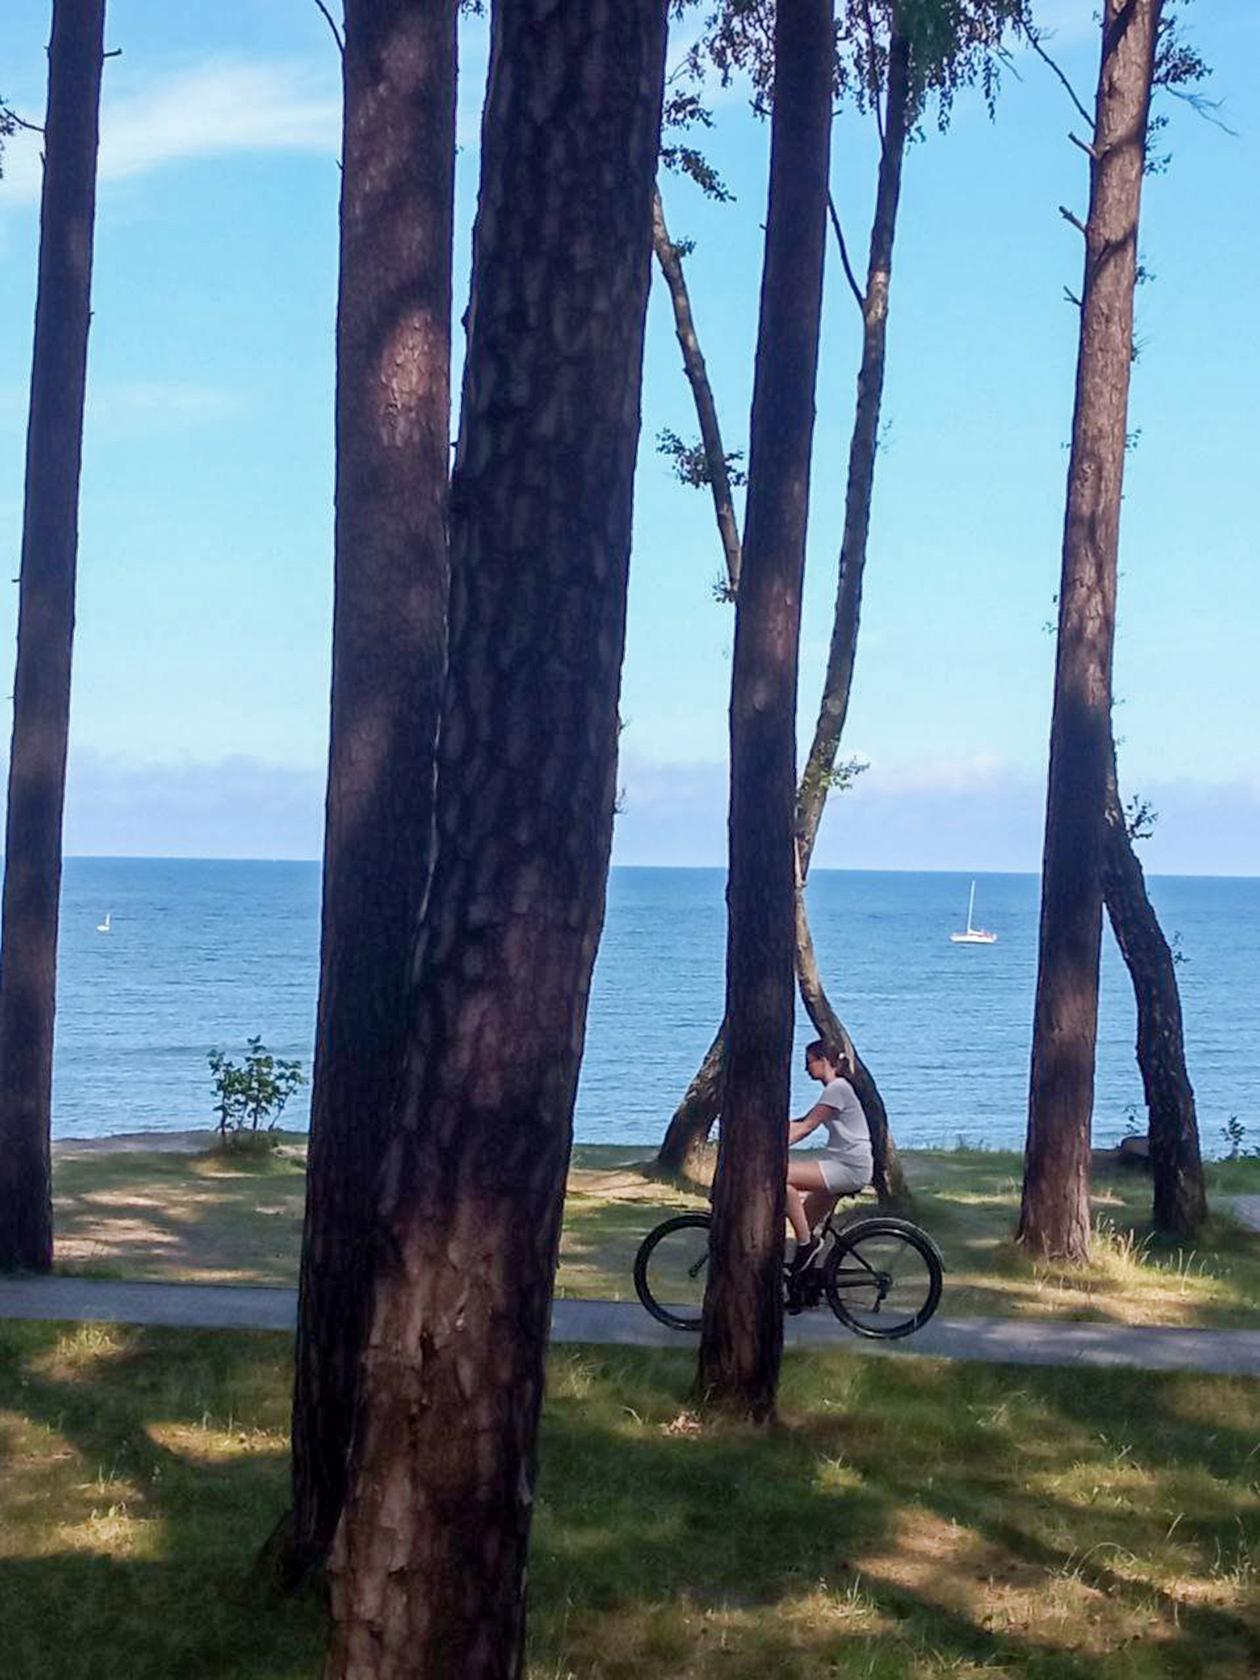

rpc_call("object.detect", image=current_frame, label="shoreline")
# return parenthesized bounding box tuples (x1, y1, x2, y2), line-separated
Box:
(49, 1128, 1172, 1175)
(53, 1128, 226, 1155)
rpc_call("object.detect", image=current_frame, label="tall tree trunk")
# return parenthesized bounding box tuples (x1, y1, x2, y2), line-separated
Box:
(288, 0, 456, 1584)
(1102, 769, 1207, 1237)
(1019, 0, 1163, 1263)
(323, 4, 667, 1674)
(654, 35, 911, 1190)
(697, 0, 832, 1422)
(0, 0, 105, 1275)
(795, 25, 910, 872)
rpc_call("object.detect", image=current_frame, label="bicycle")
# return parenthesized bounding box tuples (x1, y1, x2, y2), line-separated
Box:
(633, 1200, 944, 1340)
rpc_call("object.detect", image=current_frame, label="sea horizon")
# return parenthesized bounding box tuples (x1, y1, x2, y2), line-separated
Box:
(57, 854, 1260, 882)
(37, 858, 1260, 1156)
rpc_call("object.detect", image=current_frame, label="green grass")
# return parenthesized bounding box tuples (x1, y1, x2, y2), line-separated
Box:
(51, 1142, 1260, 1330)
(901, 1151, 1260, 1328)
(53, 1140, 312, 1285)
(1, 1320, 1257, 1678)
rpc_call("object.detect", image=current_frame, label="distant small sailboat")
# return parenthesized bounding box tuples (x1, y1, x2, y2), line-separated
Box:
(97, 912, 111, 934)
(950, 881, 996, 945)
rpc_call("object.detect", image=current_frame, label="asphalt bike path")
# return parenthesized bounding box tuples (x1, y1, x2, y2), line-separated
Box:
(1, 1276, 1258, 1376)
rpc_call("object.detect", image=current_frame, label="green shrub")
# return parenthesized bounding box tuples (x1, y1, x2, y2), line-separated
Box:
(207, 1037, 304, 1151)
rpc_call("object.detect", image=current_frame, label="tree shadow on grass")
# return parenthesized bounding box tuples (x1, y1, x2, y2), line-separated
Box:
(52, 1152, 307, 1287)
(531, 1348, 1260, 1679)
(3, 1326, 1257, 1680)
(796, 1356, 1260, 1677)
(0, 1321, 325, 1680)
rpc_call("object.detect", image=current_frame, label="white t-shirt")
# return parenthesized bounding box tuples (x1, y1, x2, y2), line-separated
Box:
(816, 1077, 873, 1173)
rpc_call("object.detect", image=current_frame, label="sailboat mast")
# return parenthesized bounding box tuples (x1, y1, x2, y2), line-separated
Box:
(966, 880, 976, 933)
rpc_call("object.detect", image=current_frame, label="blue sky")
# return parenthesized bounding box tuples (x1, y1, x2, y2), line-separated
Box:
(0, 0, 1255, 874)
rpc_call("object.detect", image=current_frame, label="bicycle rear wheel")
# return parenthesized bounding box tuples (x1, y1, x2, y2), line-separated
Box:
(633, 1213, 711, 1331)
(824, 1218, 942, 1339)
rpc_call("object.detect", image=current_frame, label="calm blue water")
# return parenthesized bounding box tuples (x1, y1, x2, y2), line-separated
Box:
(51, 859, 1258, 1155)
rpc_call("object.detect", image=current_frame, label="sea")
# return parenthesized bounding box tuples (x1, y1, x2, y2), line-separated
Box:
(49, 859, 1259, 1156)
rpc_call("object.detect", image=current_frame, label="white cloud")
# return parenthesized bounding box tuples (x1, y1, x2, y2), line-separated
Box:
(0, 737, 1244, 874)
(1, 57, 340, 209)
(60, 749, 325, 860)
(612, 752, 1260, 877)
(0, 378, 242, 441)
(86, 379, 242, 439)
(858, 753, 1014, 797)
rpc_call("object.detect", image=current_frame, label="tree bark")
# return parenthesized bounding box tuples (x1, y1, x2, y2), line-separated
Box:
(323, 4, 667, 1675)
(697, 0, 833, 1422)
(288, 0, 457, 1583)
(1020, 0, 1163, 1262)
(792, 877, 906, 1203)
(654, 33, 911, 1191)
(1102, 771, 1207, 1237)
(652, 188, 741, 596)
(795, 23, 910, 873)
(655, 905, 907, 1202)
(655, 1021, 725, 1178)
(0, 1, 105, 1275)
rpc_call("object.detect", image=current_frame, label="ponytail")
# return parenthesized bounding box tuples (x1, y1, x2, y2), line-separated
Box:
(805, 1038, 853, 1079)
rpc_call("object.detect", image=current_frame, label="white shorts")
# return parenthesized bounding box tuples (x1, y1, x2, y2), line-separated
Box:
(817, 1154, 871, 1195)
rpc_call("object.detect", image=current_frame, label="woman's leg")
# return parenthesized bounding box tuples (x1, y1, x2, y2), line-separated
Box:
(802, 1187, 836, 1234)
(785, 1185, 811, 1244)
(786, 1159, 832, 1246)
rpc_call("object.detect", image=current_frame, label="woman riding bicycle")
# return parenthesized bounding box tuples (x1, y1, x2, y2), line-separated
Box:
(786, 1039, 872, 1273)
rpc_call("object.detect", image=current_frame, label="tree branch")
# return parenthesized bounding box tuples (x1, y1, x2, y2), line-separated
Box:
(1168, 87, 1238, 137)
(1025, 29, 1093, 129)
(1069, 131, 1099, 160)
(827, 191, 865, 314)
(1058, 205, 1088, 237)
(858, 0, 885, 150)
(651, 186, 743, 597)
(312, 0, 345, 56)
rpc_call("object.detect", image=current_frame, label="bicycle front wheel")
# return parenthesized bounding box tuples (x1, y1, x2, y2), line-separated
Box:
(633, 1213, 711, 1331)
(824, 1218, 942, 1340)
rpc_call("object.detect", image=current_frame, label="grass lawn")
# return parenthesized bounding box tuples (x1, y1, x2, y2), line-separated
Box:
(0, 1319, 1256, 1679)
(50, 1140, 1260, 1329)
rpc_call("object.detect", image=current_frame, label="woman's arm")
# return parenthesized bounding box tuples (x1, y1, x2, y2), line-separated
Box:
(788, 1102, 832, 1146)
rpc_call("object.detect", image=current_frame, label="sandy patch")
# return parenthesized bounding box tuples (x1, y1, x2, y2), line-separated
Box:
(53, 1130, 222, 1155)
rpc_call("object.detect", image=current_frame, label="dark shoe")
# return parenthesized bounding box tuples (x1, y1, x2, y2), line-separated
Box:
(788, 1236, 820, 1274)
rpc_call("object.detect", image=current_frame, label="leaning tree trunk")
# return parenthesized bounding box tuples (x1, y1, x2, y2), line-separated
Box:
(654, 31, 911, 1190)
(652, 188, 741, 597)
(655, 1021, 726, 1179)
(323, 4, 668, 1675)
(788, 26, 912, 1205)
(287, 0, 457, 1585)
(793, 874, 905, 1202)
(1019, 0, 1163, 1263)
(0, 0, 105, 1275)
(795, 25, 909, 871)
(1102, 770, 1206, 1237)
(697, 0, 832, 1423)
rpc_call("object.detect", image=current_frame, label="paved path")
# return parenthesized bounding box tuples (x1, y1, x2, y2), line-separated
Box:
(1232, 1196, 1260, 1234)
(2, 1278, 1258, 1376)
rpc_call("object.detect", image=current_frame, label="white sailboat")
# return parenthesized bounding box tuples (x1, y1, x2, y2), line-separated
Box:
(97, 912, 111, 934)
(950, 881, 996, 945)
